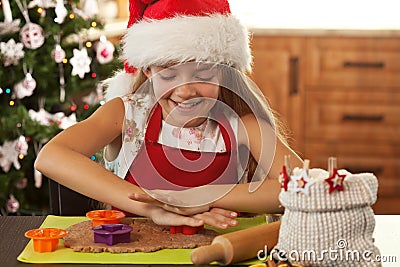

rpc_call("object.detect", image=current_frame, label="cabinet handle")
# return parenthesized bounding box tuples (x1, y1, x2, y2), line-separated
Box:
(343, 61, 385, 69)
(289, 57, 299, 95)
(342, 114, 384, 122)
(344, 166, 383, 175)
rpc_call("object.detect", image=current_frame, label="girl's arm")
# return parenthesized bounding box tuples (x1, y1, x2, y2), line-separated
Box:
(35, 98, 148, 213)
(211, 114, 303, 213)
(35, 98, 235, 227)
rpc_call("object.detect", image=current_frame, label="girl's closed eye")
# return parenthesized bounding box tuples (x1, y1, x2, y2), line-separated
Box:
(194, 69, 217, 82)
(195, 74, 215, 81)
(159, 73, 177, 81)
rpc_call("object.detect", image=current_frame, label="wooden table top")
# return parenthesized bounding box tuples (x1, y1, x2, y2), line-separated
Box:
(1, 215, 399, 266)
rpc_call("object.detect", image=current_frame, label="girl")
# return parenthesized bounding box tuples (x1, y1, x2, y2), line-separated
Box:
(35, 0, 302, 228)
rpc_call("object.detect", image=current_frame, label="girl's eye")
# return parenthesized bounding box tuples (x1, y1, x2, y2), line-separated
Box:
(159, 74, 176, 81)
(195, 75, 215, 82)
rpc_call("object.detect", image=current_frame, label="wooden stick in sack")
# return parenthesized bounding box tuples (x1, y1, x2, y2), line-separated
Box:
(191, 221, 281, 265)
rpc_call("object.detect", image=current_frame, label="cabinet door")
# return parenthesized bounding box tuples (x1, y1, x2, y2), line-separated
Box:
(250, 36, 305, 154)
(306, 37, 400, 89)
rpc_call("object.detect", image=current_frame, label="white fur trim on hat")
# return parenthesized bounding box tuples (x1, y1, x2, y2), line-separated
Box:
(123, 14, 252, 72)
(103, 71, 135, 101)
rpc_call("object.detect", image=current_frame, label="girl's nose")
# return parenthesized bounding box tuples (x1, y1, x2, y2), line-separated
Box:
(173, 83, 197, 99)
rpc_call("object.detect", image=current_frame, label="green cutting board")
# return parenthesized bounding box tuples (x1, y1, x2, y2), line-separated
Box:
(18, 215, 267, 265)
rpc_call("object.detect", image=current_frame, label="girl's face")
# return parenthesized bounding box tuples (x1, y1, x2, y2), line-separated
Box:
(145, 62, 220, 127)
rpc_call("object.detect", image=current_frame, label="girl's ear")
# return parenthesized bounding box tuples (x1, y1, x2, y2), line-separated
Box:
(143, 68, 152, 79)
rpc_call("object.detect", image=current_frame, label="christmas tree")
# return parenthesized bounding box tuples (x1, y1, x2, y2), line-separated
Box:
(0, 0, 122, 215)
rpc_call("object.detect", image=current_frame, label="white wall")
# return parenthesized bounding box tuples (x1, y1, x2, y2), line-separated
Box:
(229, 0, 400, 29)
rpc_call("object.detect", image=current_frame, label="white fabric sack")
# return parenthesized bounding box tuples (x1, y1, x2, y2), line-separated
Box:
(274, 168, 381, 267)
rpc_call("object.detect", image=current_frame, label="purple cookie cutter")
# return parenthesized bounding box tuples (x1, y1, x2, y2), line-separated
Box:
(92, 224, 133, 246)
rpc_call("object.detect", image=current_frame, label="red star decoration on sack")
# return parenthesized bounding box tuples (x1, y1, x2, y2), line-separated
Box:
(279, 165, 289, 191)
(325, 168, 346, 194)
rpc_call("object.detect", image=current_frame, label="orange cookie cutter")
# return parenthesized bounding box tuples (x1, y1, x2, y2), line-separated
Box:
(25, 228, 67, 252)
(86, 210, 126, 226)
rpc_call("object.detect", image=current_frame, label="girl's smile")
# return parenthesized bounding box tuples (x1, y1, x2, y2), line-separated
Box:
(145, 62, 220, 127)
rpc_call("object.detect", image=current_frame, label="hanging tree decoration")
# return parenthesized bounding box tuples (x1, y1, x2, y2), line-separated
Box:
(0, 38, 25, 66)
(51, 35, 66, 101)
(27, 0, 57, 9)
(0, 136, 28, 173)
(51, 44, 66, 63)
(33, 141, 44, 188)
(16, 0, 45, 50)
(69, 34, 92, 79)
(0, 0, 21, 35)
(33, 97, 45, 188)
(6, 195, 20, 214)
(27, 0, 56, 18)
(54, 0, 67, 24)
(82, 0, 99, 18)
(95, 35, 115, 64)
(13, 64, 37, 99)
(29, 97, 77, 129)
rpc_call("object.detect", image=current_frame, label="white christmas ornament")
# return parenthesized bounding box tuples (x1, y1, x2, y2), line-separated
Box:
(28, 0, 56, 9)
(82, 91, 99, 105)
(0, 39, 25, 66)
(19, 23, 45, 49)
(0, 19, 21, 35)
(29, 108, 77, 129)
(34, 169, 43, 188)
(13, 73, 36, 99)
(16, 136, 29, 154)
(70, 47, 91, 79)
(29, 108, 53, 125)
(0, 0, 21, 34)
(6, 195, 20, 213)
(51, 44, 66, 63)
(54, 0, 67, 24)
(53, 112, 77, 129)
(1, 0, 13, 23)
(82, 0, 99, 18)
(0, 136, 28, 173)
(96, 35, 114, 64)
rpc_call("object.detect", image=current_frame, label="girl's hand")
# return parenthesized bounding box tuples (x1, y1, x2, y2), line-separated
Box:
(129, 192, 210, 215)
(148, 206, 205, 227)
(193, 208, 238, 229)
(149, 206, 238, 230)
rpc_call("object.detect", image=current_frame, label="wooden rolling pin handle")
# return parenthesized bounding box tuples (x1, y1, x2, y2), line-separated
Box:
(191, 221, 281, 265)
(191, 243, 225, 265)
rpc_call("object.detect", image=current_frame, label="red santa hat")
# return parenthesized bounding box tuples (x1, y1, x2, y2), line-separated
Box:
(105, 0, 252, 101)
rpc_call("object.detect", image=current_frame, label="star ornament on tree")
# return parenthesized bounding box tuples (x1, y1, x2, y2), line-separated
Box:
(291, 169, 315, 195)
(325, 169, 346, 194)
(70, 48, 91, 79)
(0, 39, 25, 66)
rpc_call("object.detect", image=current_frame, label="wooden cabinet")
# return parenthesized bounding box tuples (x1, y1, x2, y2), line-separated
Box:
(251, 34, 400, 214)
(250, 37, 305, 154)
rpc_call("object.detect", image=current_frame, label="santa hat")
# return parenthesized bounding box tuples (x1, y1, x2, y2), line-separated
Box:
(105, 0, 252, 101)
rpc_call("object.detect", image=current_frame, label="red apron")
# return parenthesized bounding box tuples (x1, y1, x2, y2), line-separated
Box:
(125, 104, 238, 190)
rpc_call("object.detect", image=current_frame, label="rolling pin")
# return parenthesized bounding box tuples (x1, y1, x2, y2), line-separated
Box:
(191, 221, 281, 265)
